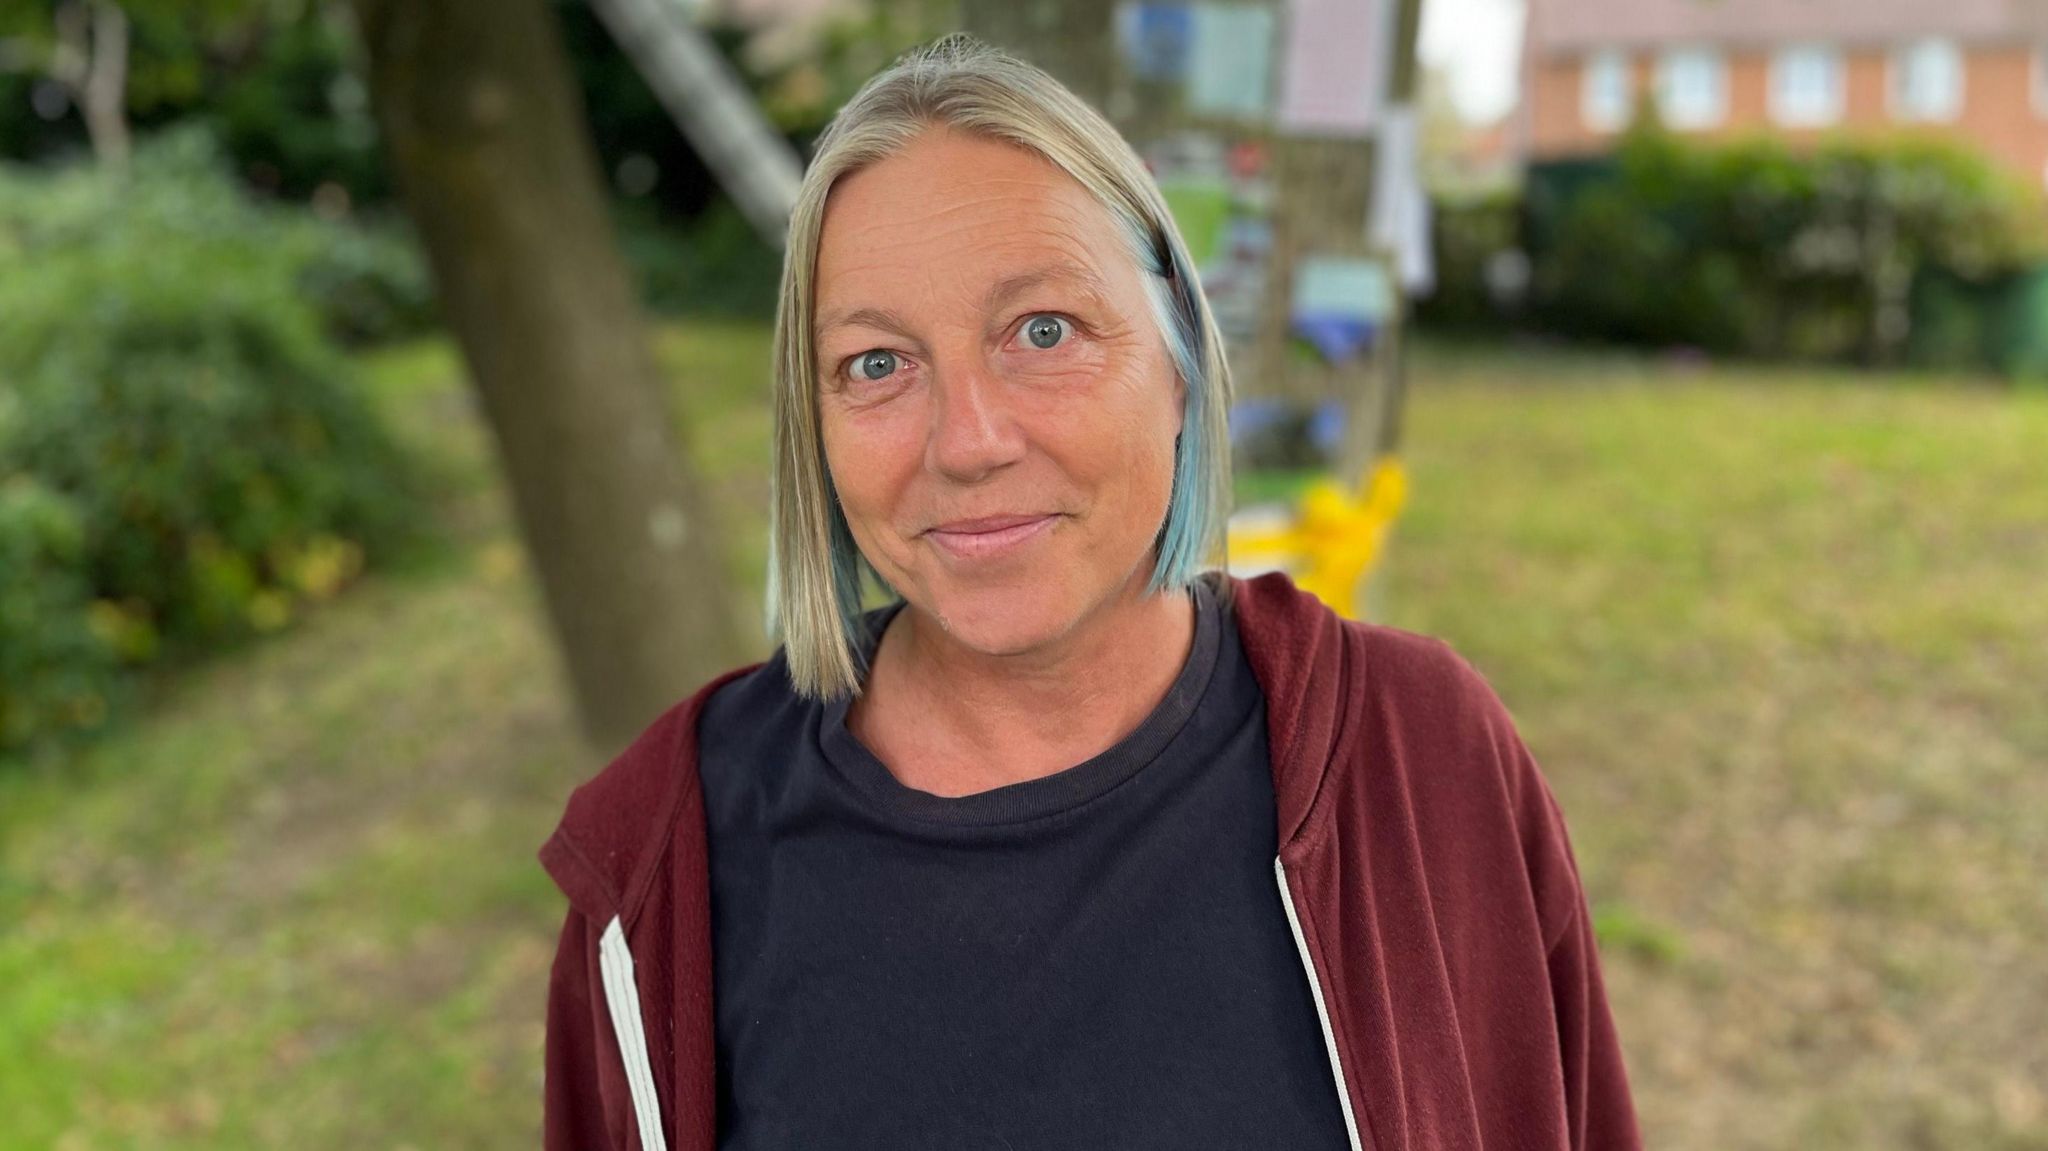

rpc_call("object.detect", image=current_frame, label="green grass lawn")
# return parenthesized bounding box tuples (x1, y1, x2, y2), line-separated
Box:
(3, 329, 2044, 1149)
(1384, 345, 2048, 1148)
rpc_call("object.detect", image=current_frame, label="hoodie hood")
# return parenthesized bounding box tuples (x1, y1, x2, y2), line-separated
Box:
(1228, 571, 1361, 851)
(538, 662, 760, 931)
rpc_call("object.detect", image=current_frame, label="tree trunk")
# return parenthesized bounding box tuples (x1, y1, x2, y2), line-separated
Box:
(50, 0, 130, 168)
(349, 0, 742, 754)
(81, 1, 128, 167)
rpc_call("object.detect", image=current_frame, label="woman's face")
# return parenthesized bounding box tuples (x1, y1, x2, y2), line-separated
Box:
(813, 127, 1184, 658)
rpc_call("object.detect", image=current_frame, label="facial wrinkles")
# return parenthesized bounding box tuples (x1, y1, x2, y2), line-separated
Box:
(826, 245, 1104, 342)
(820, 269, 1141, 394)
(818, 180, 1115, 342)
(816, 138, 1177, 577)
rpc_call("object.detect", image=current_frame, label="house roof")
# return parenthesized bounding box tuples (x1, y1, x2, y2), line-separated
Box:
(1526, 0, 2048, 55)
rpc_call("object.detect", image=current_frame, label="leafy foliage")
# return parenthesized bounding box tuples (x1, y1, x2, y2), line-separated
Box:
(0, 128, 423, 756)
(1514, 126, 2048, 367)
(615, 196, 782, 319)
(205, 4, 390, 204)
(1414, 187, 1520, 332)
(0, 122, 432, 342)
(0, 475, 123, 752)
(1, 0, 388, 208)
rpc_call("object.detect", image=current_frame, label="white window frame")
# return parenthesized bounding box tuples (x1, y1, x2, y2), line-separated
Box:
(1769, 44, 1845, 127)
(1582, 49, 1633, 133)
(1656, 47, 1729, 130)
(1889, 38, 1965, 123)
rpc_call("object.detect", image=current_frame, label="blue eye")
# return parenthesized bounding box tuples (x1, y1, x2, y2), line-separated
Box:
(850, 349, 899, 382)
(1023, 314, 1069, 350)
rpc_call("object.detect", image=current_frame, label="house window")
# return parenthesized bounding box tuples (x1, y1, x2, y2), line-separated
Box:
(1891, 38, 1964, 122)
(1770, 45, 1845, 126)
(1582, 50, 1632, 132)
(1656, 48, 1728, 129)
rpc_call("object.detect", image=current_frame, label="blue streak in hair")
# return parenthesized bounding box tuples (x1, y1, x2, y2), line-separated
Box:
(1134, 219, 1215, 595)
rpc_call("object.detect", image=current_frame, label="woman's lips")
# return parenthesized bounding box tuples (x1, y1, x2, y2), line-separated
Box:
(923, 514, 1059, 561)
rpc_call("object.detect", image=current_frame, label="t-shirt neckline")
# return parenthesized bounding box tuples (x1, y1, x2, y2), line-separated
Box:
(819, 573, 1225, 828)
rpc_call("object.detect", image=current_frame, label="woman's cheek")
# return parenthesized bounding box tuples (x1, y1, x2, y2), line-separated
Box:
(824, 400, 926, 535)
(824, 380, 926, 458)
(823, 459, 905, 581)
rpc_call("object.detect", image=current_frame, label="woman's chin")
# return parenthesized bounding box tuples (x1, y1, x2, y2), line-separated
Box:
(913, 573, 1082, 659)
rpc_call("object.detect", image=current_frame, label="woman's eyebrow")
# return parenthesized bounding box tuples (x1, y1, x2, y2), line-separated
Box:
(815, 306, 916, 343)
(815, 263, 1112, 343)
(981, 263, 1111, 314)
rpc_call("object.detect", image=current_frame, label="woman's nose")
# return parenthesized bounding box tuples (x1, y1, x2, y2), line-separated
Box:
(924, 359, 1026, 483)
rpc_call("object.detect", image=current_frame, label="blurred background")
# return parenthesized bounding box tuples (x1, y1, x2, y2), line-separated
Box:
(1, 0, 2043, 1147)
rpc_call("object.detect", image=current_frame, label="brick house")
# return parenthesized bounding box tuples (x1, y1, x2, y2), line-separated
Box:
(1519, 0, 2048, 191)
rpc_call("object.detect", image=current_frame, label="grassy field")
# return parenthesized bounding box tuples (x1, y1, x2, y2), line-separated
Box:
(2, 328, 2043, 1149)
(1388, 345, 2048, 1148)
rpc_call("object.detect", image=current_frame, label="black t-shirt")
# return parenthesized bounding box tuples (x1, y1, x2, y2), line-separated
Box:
(696, 572, 1350, 1150)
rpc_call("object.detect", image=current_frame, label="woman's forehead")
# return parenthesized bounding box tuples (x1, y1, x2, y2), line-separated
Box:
(814, 132, 1140, 332)
(824, 127, 1094, 226)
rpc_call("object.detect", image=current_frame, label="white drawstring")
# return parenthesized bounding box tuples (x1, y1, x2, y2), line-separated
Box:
(599, 916, 669, 1151)
(1276, 857, 1365, 1151)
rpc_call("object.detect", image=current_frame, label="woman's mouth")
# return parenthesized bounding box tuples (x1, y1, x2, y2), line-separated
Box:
(923, 514, 1060, 562)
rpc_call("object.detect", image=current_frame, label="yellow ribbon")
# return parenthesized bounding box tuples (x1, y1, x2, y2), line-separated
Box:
(1227, 456, 1409, 619)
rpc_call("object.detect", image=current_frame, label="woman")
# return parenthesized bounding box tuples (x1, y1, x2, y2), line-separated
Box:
(539, 35, 1640, 1151)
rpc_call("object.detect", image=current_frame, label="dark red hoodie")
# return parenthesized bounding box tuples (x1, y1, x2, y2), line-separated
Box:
(538, 572, 1643, 1150)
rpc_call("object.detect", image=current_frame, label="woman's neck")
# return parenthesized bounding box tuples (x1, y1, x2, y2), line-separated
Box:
(848, 571, 1198, 798)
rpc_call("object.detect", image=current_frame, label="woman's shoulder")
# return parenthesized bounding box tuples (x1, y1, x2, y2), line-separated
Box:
(1350, 619, 1524, 749)
(1230, 570, 1523, 774)
(1320, 611, 1552, 815)
(1233, 570, 1565, 842)
(535, 657, 770, 924)
(1327, 616, 1591, 947)
(694, 646, 839, 817)
(697, 648, 808, 752)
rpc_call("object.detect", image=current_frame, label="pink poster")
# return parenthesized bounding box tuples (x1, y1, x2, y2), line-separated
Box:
(1278, 0, 1389, 136)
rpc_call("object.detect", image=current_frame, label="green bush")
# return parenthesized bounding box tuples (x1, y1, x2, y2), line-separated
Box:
(0, 477, 125, 755)
(0, 126, 434, 347)
(206, 5, 392, 207)
(1521, 125, 2048, 367)
(1415, 188, 1520, 332)
(0, 130, 422, 756)
(617, 198, 783, 319)
(285, 211, 439, 346)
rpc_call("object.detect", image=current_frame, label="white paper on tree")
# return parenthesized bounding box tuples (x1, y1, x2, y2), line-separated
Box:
(1188, 4, 1277, 119)
(1368, 105, 1436, 295)
(1278, 0, 1394, 136)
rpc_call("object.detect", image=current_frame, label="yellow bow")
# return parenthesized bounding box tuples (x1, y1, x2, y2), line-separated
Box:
(1227, 456, 1409, 619)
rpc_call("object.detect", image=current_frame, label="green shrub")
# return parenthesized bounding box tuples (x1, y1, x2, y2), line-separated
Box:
(1521, 125, 2048, 367)
(1415, 188, 1520, 332)
(0, 126, 435, 347)
(206, 5, 392, 207)
(616, 198, 783, 320)
(0, 129, 422, 756)
(283, 211, 439, 346)
(0, 477, 125, 754)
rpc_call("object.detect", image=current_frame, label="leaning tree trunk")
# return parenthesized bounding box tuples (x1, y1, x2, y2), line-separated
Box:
(350, 0, 742, 754)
